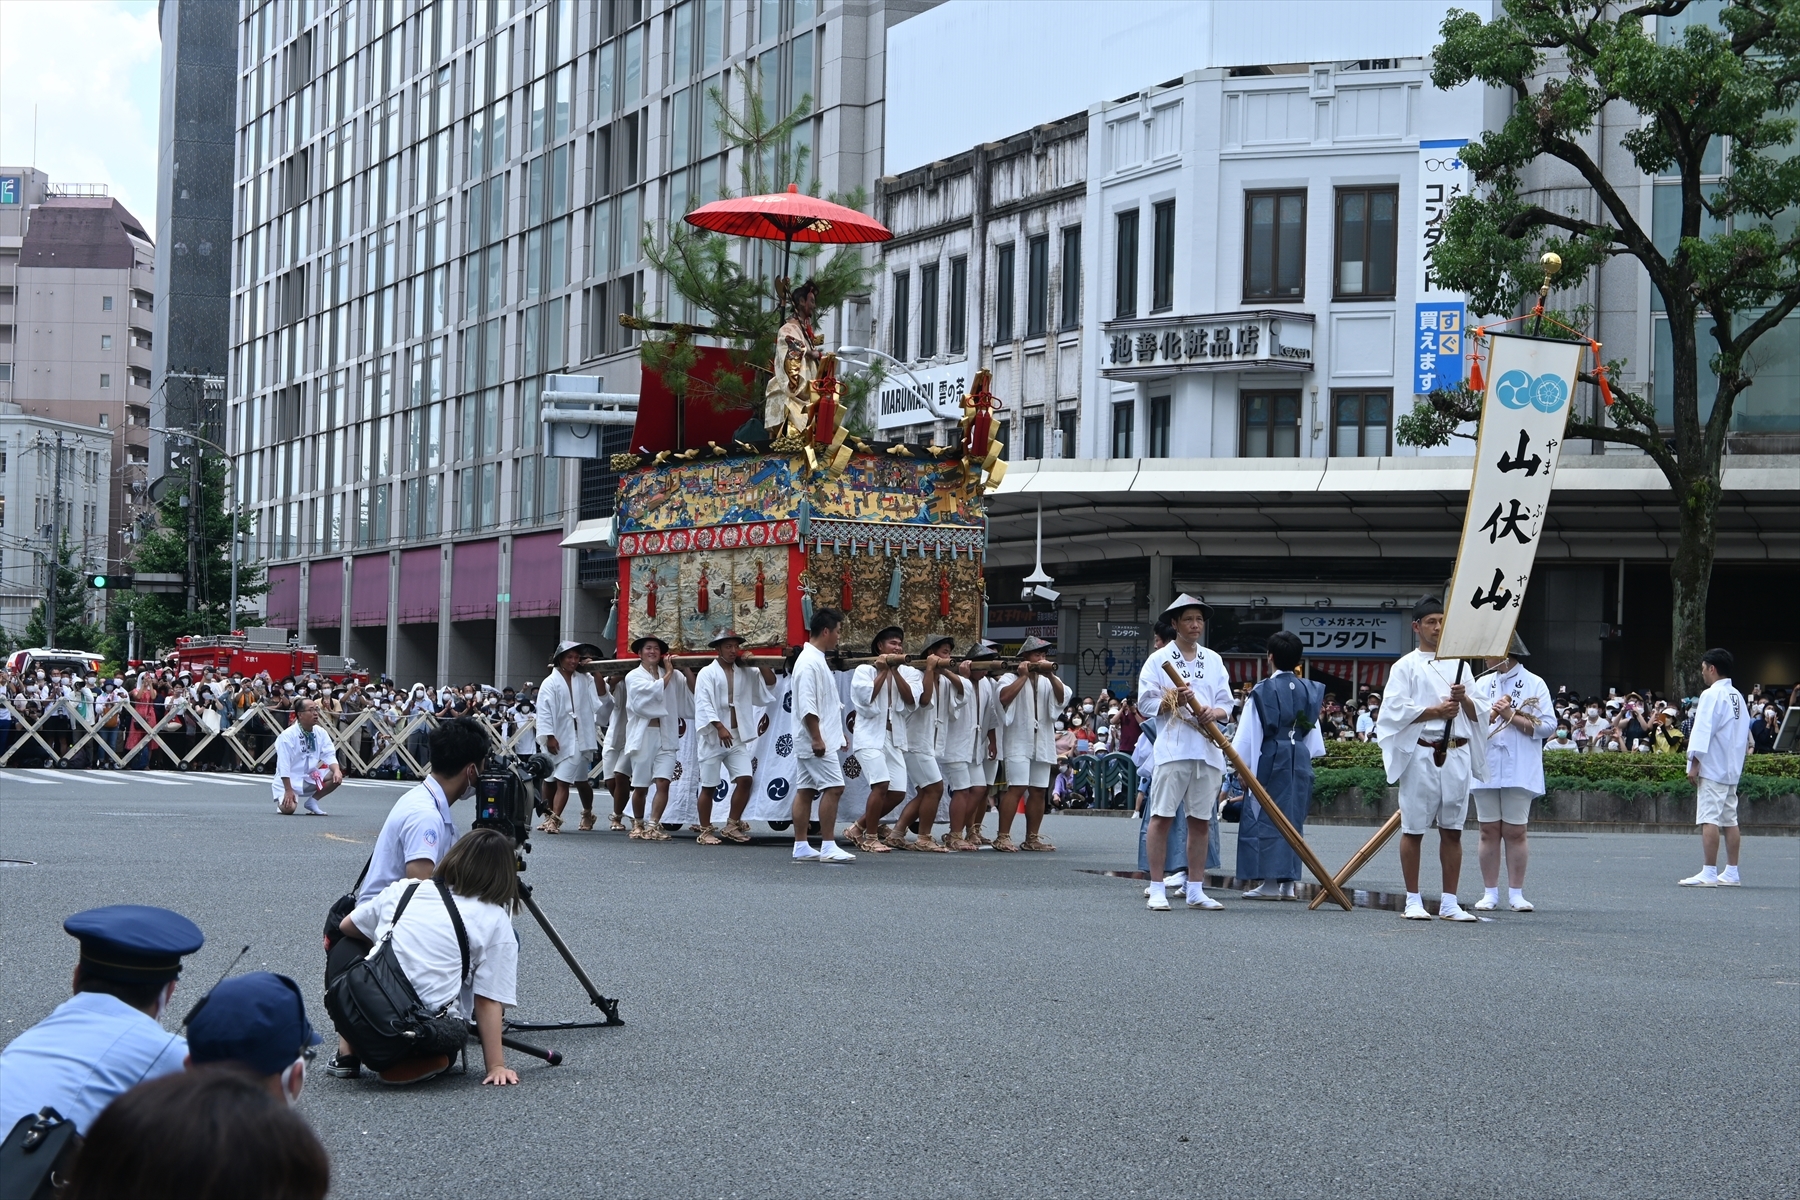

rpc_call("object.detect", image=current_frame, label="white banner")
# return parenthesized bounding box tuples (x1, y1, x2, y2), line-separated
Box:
(1414, 139, 1471, 395)
(1438, 333, 1583, 659)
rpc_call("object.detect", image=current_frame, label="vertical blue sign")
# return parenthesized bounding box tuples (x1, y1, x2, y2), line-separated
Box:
(1414, 302, 1466, 394)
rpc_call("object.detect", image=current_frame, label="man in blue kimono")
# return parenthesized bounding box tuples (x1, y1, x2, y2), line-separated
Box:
(1231, 631, 1326, 900)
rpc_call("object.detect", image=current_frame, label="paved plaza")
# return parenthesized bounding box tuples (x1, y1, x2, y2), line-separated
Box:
(2, 769, 1796, 1199)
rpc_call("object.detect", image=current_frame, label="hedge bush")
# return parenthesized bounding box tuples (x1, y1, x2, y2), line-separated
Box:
(1309, 742, 1797, 806)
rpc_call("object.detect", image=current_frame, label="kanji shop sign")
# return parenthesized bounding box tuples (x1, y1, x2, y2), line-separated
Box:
(1415, 138, 1471, 394)
(1437, 332, 1584, 660)
(1100, 311, 1314, 377)
(1281, 609, 1409, 659)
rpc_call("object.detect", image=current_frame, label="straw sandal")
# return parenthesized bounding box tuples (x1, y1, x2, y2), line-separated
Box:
(719, 819, 752, 843)
(854, 832, 892, 853)
(641, 822, 673, 842)
(538, 812, 563, 834)
(1020, 834, 1056, 852)
(991, 834, 1019, 853)
(609, 814, 626, 831)
(909, 834, 949, 853)
(627, 819, 646, 840)
(578, 810, 597, 831)
(696, 823, 723, 845)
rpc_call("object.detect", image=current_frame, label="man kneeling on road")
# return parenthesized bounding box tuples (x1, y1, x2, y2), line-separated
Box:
(272, 699, 343, 816)
(323, 716, 490, 1078)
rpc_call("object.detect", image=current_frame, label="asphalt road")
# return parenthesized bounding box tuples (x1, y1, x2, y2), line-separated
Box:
(2, 769, 1796, 1199)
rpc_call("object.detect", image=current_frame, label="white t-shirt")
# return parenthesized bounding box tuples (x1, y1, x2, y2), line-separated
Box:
(1687, 677, 1754, 785)
(349, 879, 518, 1021)
(357, 778, 457, 903)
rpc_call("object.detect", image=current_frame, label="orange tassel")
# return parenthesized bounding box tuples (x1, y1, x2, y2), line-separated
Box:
(1469, 356, 1485, 394)
(1595, 364, 1615, 407)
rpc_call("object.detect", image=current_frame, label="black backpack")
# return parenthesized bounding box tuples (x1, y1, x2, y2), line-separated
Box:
(323, 880, 470, 1072)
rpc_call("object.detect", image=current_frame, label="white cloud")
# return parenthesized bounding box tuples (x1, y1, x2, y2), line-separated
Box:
(0, 0, 164, 230)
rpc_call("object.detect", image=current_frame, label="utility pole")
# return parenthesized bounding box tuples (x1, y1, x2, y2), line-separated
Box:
(47, 431, 64, 649)
(186, 430, 201, 616)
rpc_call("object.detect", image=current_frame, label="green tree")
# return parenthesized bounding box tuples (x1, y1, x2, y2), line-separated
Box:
(640, 65, 882, 431)
(22, 534, 103, 651)
(121, 453, 266, 657)
(1404, 1, 1799, 693)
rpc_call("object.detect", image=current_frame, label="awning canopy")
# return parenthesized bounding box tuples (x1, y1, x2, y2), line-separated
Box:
(560, 517, 614, 550)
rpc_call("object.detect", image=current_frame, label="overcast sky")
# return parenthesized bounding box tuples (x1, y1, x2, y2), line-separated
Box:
(0, 0, 162, 228)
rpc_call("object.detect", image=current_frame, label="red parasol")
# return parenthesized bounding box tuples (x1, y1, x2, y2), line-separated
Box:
(685, 184, 890, 306)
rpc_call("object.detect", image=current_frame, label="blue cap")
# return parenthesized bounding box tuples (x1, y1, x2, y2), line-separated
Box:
(185, 972, 321, 1077)
(64, 905, 204, 984)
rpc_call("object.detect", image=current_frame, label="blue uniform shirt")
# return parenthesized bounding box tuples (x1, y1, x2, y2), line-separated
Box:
(0, 992, 186, 1134)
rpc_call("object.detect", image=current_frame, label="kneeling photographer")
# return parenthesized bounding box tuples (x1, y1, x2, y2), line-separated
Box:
(330, 828, 521, 1086)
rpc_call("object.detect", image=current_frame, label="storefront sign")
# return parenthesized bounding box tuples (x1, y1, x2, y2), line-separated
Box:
(1416, 138, 1470, 394)
(1281, 609, 1409, 659)
(1100, 311, 1314, 377)
(876, 359, 969, 431)
(0, 176, 19, 205)
(1437, 332, 1583, 659)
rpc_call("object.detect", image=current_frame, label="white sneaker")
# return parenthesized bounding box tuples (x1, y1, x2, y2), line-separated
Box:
(1439, 904, 1478, 923)
(1163, 872, 1188, 889)
(818, 844, 856, 863)
(1678, 872, 1717, 887)
(1473, 895, 1499, 911)
(792, 843, 821, 861)
(1717, 874, 1741, 887)
(1185, 891, 1224, 911)
(1509, 897, 1536, 911)
(1147, 892, 1171, 911)
(1403, 899, 1433, 920)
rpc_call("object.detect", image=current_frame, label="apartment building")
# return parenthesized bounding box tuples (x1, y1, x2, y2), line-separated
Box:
(224, 0, 935, 689)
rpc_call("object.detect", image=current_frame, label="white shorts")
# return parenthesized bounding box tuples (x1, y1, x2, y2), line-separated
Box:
(1472, 786, 1536, 825)
(1696, 777, 1739, 827)
(1397, 751, 1472, 834)
(551, 750, 594, 784)
(700, 743, 753, 788)
(1147, 760, 1222, 820)
(625, 746, 678, 789)
(600, 737, 624, 779)
(981, 758, 999, 786)
(795, 749, 845, 793)
(1003, 758, 1052, 790)
(859, 744, 907, 790)
(904, 751, 942, 790)
(941, 760, 973, 792)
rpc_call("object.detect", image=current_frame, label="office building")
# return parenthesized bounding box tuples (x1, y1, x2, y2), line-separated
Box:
(0, 403, 114, 640)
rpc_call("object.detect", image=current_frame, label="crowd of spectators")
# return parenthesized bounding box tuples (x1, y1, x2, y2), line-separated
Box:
(0, 662, 540, 773)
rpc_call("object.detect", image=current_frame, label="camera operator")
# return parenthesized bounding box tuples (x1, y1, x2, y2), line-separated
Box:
(335, 828, 522, 1086)
(323, 717, 489, 1079)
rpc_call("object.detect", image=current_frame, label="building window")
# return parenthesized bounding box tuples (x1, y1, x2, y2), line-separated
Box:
(1059, 225, 1081, 331)
(1242, 390, 1302, 457)
(1148, 394, 1171, 457)
(1331, 390, 1392, 456)
(100, 374, 111, 389)
(995, 242, 1015, 341)
(1026, 234, 1049, 337)
(98, 412, 109, 428)
(1335, 187, 1399, 298)
(919, 262, 939, 358)
(102, 296, 114, 311)
(1023, 414, 1044, 459)
(996, 419, 1010, 460)
(101, 335, 112, 350)
(892, 270, 910, 361)
(1151, 200, 1176, 312)
(1111, 400, 1135, 458)
(1244, 190, 1306, 300)
(1114, 209, 1139, 318)
(948, 256, 967, 354)
(1057, 409, 1077, 458)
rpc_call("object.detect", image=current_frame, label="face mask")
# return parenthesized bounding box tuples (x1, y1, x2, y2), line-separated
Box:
(1082, 703, 1093, 713)
(1557, 730, 1569, 739)
(1587, 708, 1599, 717)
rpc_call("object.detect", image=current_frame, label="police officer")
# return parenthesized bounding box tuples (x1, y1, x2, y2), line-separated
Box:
(184, 972, 323, 1105)
(0, 905, 205, 1133)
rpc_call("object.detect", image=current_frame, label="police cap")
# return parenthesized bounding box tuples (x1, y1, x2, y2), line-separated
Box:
(64, 905, 204, 985)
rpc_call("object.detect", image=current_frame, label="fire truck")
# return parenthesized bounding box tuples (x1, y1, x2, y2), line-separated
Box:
(164, 628, 369, 684)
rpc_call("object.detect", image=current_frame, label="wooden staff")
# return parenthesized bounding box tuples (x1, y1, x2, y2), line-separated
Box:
(1308, 810, 1402, 911)
(580, 653, 783, 673)
(1160, 660, 1353, 911)
(834, 654, 1028, 670)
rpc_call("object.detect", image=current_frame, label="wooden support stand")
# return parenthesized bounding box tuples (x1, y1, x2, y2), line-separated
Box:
(1159, 661, 1353, 911)
(1308, 810, 1403, 911)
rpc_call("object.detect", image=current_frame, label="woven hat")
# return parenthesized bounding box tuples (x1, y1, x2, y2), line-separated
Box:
(708, 629, 747, 648)
(630, 634, 670, 654)
(1018, 635, 1055, 655)
(869, 626, 905, 655)
(1160, 593, 1213, 621)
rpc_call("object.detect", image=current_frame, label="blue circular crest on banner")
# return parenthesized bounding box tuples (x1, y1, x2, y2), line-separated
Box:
(1530, 373, 1569, 413)
(1494, 370, 1534, 409)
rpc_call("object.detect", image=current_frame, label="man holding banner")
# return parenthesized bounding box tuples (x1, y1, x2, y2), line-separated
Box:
(1375, 598, 1488, 922)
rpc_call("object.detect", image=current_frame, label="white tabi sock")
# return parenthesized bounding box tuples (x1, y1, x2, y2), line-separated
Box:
(1509, 887, 1527, 905)
(1147, 881, 1166, 901)
(1483, 887, 1501, 906)
(1700, 864, 1719, 882)
(1719, 865, 1740, 881)
(1440, 892, 1460, 914)
(1406, 892, 1422, 908)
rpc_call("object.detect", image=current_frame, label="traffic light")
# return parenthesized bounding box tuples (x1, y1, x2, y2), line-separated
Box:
(88, 572, 134, 590)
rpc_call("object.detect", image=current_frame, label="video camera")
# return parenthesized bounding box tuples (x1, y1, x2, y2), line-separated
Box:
(472, 753, 556, 852)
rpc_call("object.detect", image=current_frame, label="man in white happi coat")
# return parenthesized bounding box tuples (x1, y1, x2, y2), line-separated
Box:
(944, 641, 1002, 850)
(842, 625, 919, 854)
(789, 608, 856, 863)
(996, 634, 1067, 853)
(1468, 631, 1554, 912)
(619, 635, 694, 842)
(595, 669, 631, 830)
(535, 640, 601, 833)
(1374, 596, 1488, 922)
(1678, 647, 1756, 888)
(272, 699, 343, 815)
(888, 635, 965, 852)
(1136, 596, 1233, 910)
(692, 629, 775, 846)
